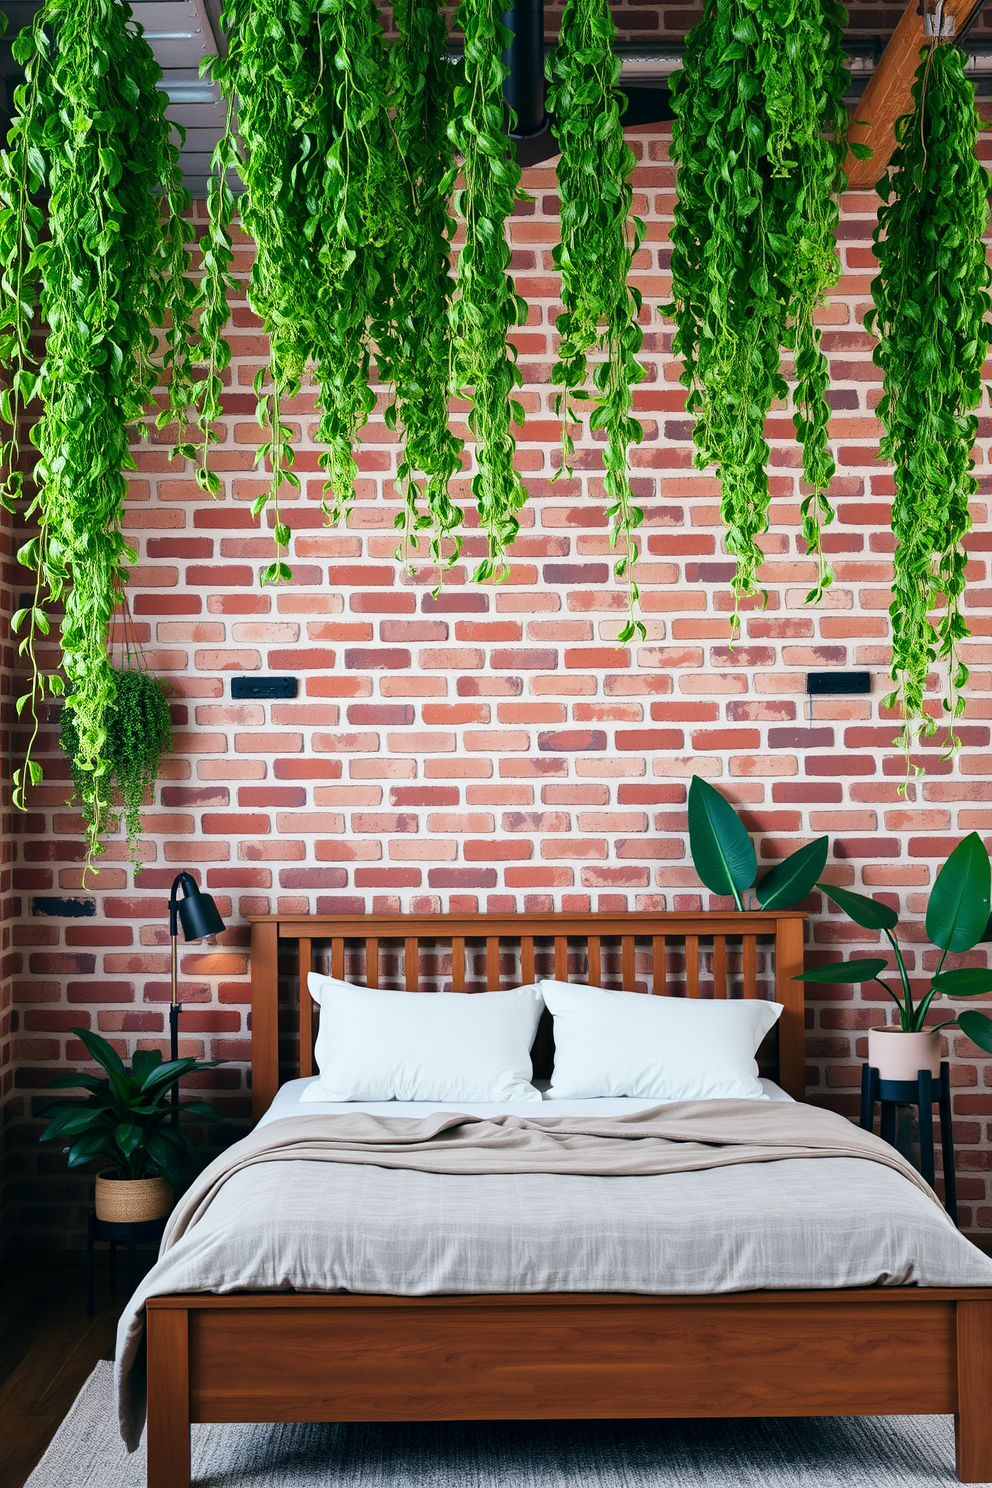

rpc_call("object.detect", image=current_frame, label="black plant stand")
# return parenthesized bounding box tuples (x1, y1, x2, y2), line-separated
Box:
(860, 1061, 957, 1226)
(86, 1212, 168, 1316)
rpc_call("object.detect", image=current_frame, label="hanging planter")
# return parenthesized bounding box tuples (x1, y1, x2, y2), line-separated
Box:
(668, 0, 848, 616)
(865, 37, 991, 752)
(61, 665, 172, 869)
(0, 0, 195, 846)
(547, 0, 647, 642)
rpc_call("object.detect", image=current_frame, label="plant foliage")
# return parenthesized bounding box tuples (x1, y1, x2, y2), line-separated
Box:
(39, 1026, 222, 1192)
(687, 775, 828, 910)
(799, 833, 992, 1051)
(865, 40, 991, 750)
(547, 0, 646, 641)
(446, 0, 529, 581)
(0, 0, 192, 844)
(668, 0, 848, 616)
(61, 668, 172, 868)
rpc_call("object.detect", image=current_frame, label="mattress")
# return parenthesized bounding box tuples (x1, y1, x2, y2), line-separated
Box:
(256, 1074, 796, 1127)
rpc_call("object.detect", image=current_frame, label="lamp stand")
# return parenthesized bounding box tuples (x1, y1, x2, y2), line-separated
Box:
(170, 928, 180, 1126)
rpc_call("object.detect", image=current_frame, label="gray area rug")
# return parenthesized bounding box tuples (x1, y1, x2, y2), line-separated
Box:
(25, 1362, 991, 1487)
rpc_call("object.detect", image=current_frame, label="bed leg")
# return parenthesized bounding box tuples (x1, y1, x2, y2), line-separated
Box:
(956, 1300, 992, 1483)
(146, 1306, 191, 1488)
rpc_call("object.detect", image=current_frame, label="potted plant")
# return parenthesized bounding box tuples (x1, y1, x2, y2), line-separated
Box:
(794, 833, 992, 1081)
(688, 775, 829, 910)
(39, 1028, 222, 1223)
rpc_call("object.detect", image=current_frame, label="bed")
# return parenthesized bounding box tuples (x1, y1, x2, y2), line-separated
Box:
(135, 910, 992, 1486)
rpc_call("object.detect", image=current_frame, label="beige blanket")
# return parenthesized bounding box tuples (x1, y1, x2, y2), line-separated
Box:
(164, 1101, 939, 1247)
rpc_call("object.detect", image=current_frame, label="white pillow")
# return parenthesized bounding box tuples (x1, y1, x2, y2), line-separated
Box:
(540, 980, 782, 1101)
(303, 973, 545, 1103)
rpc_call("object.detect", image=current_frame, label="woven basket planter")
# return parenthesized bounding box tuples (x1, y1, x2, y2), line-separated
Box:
(95, 1171, 172, 1224)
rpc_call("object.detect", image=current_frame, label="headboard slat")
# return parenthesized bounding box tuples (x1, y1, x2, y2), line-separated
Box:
(249, 910, 808, 1117)
(652, 936, 665, 993)
(621, 936, 635, 990)
(685, 936, 700, 998)
(712, 937, 727, 999)
(298, 938, 313, 1078)
(743, 937, 757, 998)
(405, 938, 420, 992)
(365, 938, 379, 989)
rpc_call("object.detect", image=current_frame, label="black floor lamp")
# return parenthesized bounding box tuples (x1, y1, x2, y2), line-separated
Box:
(169, 871, 226, 1123)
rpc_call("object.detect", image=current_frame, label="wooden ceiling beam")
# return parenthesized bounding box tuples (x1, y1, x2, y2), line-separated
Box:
(844, 0, 985, 190)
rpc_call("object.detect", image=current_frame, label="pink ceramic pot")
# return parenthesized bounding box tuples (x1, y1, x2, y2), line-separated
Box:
(867, 1027, 941, 1082)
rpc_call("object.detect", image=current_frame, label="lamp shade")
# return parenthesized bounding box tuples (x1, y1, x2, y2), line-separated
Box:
(172, 871, 226, 942)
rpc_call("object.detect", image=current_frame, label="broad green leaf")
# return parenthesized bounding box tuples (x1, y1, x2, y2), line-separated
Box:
(926, 832, 991, 953)
(792, 958, 890, 984)
(72, 1027, 127, 1082)
(818, 882, 899, 931)
(957, 1009, 992, 1055)
(115, 1122, 145, 1158)
(756, 836, 828, 910)
(687, 776, 756, 902)
(931, 968, 992, 998)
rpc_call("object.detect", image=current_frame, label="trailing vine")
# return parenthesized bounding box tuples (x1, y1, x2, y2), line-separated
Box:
(61, 667, 172, 868)
(668, 0, 848, 616)
(865, 37, 991, 750)
(447, 0, 529, 581)
(0, 0, 188, 849)
(547, 0, 647, 643)
(388, 0, 465, 572)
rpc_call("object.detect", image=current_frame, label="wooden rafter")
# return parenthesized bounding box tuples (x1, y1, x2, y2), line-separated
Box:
(845, 0, 985, 190)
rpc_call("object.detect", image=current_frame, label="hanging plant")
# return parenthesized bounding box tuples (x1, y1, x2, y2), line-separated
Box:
(0, 0, 195, 846)
(668, 0, 848, 615)
(386, 0, 465, 572)
(446, 0, 529, 581)
(865, 38, 991, 750)
(61, 667, 172, 868)
(546, 0, 647, 643)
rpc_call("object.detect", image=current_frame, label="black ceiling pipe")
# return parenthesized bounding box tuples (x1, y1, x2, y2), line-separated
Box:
(501, 0, 548, 140)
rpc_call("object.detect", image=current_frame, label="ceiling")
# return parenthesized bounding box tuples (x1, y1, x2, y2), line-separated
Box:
(0, 0, 226, 196)
(1, 4, 990, 195)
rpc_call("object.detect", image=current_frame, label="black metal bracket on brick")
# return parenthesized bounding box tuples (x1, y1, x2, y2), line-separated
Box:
(231, 677, 299, 700)
(806, 672, 871, 695)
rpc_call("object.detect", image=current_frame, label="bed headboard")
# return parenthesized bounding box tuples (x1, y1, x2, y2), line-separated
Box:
(247, 910, 807, 1117)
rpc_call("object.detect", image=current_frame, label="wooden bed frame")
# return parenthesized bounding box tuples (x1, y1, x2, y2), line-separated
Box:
(144, 910, 992, 1486)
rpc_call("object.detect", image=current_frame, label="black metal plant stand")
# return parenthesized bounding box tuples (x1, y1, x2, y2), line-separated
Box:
(860, 1061, 957, 1226)
(86, 1212, 168, 1316)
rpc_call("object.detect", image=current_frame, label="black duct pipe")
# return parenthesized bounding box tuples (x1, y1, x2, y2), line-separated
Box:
(501, 0, 547, 140)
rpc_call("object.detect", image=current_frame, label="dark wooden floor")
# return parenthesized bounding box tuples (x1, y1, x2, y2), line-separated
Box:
(0, 1256, 154, 1488)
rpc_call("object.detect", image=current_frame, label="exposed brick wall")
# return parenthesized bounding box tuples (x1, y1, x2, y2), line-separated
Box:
(5, 86, 992, 1244)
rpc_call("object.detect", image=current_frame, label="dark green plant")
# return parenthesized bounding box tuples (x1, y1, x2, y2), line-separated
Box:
(546, 0, 646, 642)
(446, 0, 529, 581)
(39, 1027, 222, 1193)
(865, 40, 991, 751)
(688, 775, 829, 910)
(796, 834, 992, 1051)
(0, 0, 193, 833)
(668, 0, 848, 617)
(60, 668, 172, 869)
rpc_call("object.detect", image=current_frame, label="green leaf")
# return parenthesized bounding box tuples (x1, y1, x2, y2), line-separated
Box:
(818, 883, 899, 931)
(926, 833, 991, 953)
(687, 776, 756, 903)
(792, 958, 890, 984)
(957, 1009, 992, 1055)
(115, 1122, 145, 1158)
(755, 836, 829, 910)
(71, 1028, 128, 1084)
(931, 967, 992, 998)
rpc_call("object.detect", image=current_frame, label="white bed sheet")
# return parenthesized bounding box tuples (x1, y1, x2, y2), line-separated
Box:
(256, 1074, 794, 1127)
